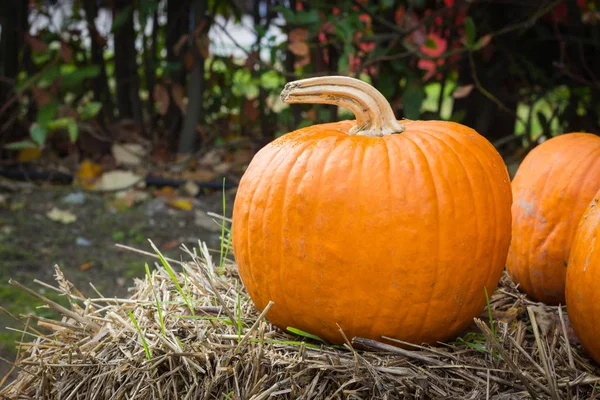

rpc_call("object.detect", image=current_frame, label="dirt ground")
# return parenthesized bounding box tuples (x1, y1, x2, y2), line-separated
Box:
(0, 182, 236, 382)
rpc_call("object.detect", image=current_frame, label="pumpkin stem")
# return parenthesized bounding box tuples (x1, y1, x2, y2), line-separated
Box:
(280, 76, 405, 137)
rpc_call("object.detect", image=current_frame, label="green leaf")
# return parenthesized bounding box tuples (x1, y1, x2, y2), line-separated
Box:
(376, 73, 397, 99)
(162, 62, 183, 77)
(37, 65, 61, 89)
(61, 65, 101, 87)
(46, 117, 71, 130)
(79, 102, 102, 120)
(274, 5, 297, 24)
(36, 102, 58, 128)
(449, 110, 466, 123)
(4, 140, 38, 150)
(67, 119, 79, 142)
(30, 123, 47, 147)
(138, 0, 159, 25)
(338, 53, 350, 73)
(111, 5, 133, 32)
(424, 37, 437, 49)
(464, 17, 476, 48)
(335, 20, 353, 42)
(403, 79, 426, 120)
(295, 9, 320, 25)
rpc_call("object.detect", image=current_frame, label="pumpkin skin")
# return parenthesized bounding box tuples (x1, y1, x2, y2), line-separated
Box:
(506, 133, 600, 305)
(232, 116, 512, 345)
(565, 194, 600, 363)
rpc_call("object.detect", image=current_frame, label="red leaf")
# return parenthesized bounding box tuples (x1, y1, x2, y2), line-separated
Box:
(60, 42, 72, 63)
(288, 41, 309, 57)
(243, 99, 260, 123)
(289, 28, 309, 43)
(154, 84, 170, 116)
(174, 34, 189, 56)
(171, 84, 186, 114)
(25, 34, 48, 53)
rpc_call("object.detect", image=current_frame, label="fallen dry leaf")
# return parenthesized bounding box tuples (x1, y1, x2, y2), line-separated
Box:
(112, 143, 146, 166)
(530, 305, 556, 337)
(182, 180, 200, 197)
(18, 147, 42, 162)
(179, 169, 217, 182)
(213, 162, 232, 175)
(160, 240, 179, 250)
(79, 262, 93, 271)
(76, 160, 104, 189)
(111, 189, 149, 211)
(93, 170, 144, 192)
(153, 186, 179, 199)
(46, 208, 77, 224)
(491, 307, 522, 328)
(199, 149, 224, 167)
(167, 198, 193, 211)
(167, 199, 194, 211)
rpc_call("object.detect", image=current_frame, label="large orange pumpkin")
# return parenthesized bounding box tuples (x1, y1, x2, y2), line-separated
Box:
(232, 76, 512, 345)
(506, 133, 600, 305)
(566, 193, 600, 363)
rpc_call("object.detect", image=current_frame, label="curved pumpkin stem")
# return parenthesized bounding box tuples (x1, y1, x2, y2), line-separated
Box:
(280, 76, 405, 137)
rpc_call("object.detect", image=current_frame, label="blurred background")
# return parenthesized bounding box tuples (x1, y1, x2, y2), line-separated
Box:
(0, 0, 599, 383)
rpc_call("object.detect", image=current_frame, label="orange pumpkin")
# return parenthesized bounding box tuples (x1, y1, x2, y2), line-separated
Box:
(506, 133, 600, 305)
(232, 76, 512, 345)
(566, 193, 600, 363)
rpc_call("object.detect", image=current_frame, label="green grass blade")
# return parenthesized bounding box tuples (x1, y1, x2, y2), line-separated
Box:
(128, 310, 152, 361)
(148, 240, 194, 316)
(145, 263, 165, 336)
(286, 327, 326, 343)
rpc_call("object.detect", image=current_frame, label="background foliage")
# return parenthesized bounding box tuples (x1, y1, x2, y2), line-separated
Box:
(0, 0, 599, 169)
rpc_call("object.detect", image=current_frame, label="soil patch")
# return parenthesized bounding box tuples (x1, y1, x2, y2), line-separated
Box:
(0, 183, 236, 381)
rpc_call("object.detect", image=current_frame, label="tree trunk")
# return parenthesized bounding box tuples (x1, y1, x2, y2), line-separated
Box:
(252, 0, 274, 139)
(165, 0, 190, 147)
(83, 0, 115, 123)
(0, 0, 24, 103)
(112, 0, 144, 129)
(0, 0, 28, 145)
(177, 0, 208, 155)
(141, 8, 159, 125)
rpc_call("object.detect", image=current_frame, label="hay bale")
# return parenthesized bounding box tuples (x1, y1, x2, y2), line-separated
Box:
(1, 240, 599, 399)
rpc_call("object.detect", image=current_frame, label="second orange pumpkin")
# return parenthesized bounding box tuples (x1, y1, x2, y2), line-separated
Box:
(507, 133, 600, 305)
